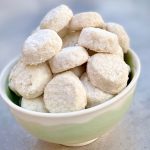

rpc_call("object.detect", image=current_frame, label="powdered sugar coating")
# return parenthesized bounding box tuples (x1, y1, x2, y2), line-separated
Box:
(49, 46, 89, 73)
(9, 60, 52, 99)
(9, 60, 23, 96)
(70, 64, 86, 77)
(21, 96, 48, 112)
(62, 31, 80, 48)
(81, 73, 113, 108)
(114, 46, 124, 58)
(87, 53, 129, 94)
(69, 12, 105, 31)
(22, 29, 62, 65)
(78, 27, 120, 53)
(106, 23, 130, 53)
(40, 5, 73, 32)
(58, 26, 69, 38)
(44, 71, 87, 113)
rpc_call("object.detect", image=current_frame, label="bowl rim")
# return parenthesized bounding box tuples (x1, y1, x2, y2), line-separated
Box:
(0, 49, 141, 118)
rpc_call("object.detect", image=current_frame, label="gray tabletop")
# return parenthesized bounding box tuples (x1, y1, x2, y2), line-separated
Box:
(0, 0, 150, 150)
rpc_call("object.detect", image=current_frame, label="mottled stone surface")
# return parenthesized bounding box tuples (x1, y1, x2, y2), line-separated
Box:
(0, 0, 150, 149)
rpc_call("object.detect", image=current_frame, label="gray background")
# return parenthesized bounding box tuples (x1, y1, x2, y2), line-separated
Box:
(0, 0, 150, 149)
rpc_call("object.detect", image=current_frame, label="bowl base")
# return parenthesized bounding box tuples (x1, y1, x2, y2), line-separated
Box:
(62, 138, 97, 147)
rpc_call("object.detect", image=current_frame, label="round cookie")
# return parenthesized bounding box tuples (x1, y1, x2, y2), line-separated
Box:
(40, 5, 73, 32)
(81, 73, 114, 108)
(49, 46, 89, 73)
(87, 53, 129, 94)
(70, 64, 86, 77)
(106, 22, 130, 53)
(78, 27, 120, 54)
(58, 26, 69, 38)
(114, 46, 124, 58)
(9, 60, 52, 99)
(22, 29, 62, 65)
(9, 64, 21, 97)
(62, 31, 81, 48)
(44, 71, 87, 113)
(21, 96, 48, 113)
(69, 12, 105, 31)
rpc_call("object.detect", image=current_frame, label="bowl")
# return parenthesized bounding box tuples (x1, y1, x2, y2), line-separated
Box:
(0, 49, 141, 146)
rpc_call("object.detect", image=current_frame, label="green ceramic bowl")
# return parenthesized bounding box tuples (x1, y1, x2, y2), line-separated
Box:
(0, 49, 141, 146)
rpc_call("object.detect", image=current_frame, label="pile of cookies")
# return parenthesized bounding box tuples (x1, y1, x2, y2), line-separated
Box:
(9, 4, 130, 113)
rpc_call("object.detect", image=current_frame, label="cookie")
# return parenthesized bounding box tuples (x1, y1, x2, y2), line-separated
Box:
(44, 71, 87, 113)
(9, 60, 52, 98)
(81, 73, 113, 108)
(22, 29, 62, 65)
(87, 53, 129, 94)
(106, 23, 130, 53)
(114, 46, 124, 58)
(21, 96, 47, 112)
(49, 46, 89, 73)
(69, 12, 104, 31)
(58, 26, 69, 38)
(78, 27, 120, 54)
(70, 64, 86, 77)
(40, 5, 73, 32)
(62, 31, 80, 48)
